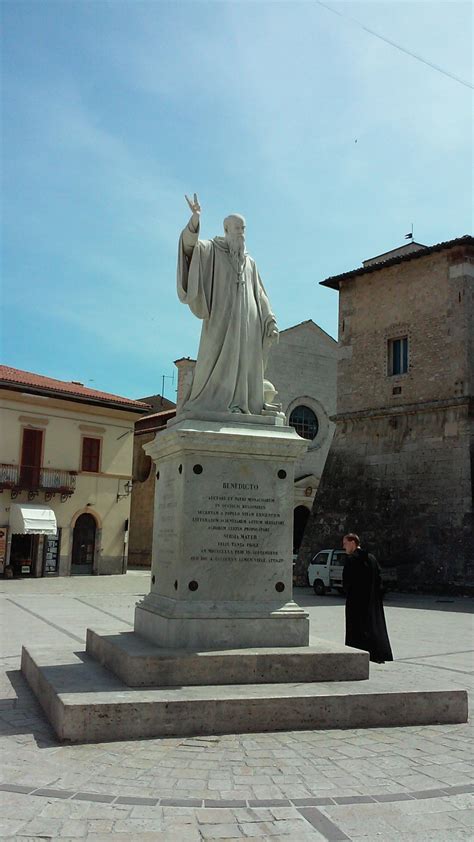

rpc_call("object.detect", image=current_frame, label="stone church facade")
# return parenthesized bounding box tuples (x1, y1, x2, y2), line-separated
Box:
(298, 236, 474, 590)
(264, 320, 337, 551)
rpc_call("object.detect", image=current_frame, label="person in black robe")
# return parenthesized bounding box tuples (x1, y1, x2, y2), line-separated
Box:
(342, 533, 393, 664)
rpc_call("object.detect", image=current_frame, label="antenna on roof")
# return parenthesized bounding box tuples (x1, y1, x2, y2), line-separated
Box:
(161, 371, 175, 403)
(404, 223, 414, 241)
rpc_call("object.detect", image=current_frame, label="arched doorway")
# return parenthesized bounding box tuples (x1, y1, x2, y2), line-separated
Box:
(293, 505, 310, 554)
(71, 513, 97, 575)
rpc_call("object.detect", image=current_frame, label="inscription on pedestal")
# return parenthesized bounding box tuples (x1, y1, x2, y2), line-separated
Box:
(190, 481, 286, 565)
(157, 475, 178, 567)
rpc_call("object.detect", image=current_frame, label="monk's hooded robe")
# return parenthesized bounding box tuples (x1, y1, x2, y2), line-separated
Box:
(343, 548, 393, 664)
(177, 221, 277, 415)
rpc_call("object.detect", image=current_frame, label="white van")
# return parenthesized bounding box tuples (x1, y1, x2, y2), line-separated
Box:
(307, 548, 397, 595)
(307, 548, 347, 595)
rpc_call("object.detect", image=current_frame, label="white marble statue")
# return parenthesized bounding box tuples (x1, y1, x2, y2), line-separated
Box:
(177, 193, 279, 415)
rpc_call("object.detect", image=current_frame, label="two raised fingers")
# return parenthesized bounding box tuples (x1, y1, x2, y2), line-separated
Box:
(185, 192, 201, 212)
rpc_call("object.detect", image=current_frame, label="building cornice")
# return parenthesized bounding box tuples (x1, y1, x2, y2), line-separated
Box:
(0, 383, 148, 415)
(331, 395, 472, 423)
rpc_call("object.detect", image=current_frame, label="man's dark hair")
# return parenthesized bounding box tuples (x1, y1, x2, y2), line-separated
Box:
(343, 533, 360, 545)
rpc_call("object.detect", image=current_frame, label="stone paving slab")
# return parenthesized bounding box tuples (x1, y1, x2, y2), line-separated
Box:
(0, 575, 472, 839)
(0, 788, 472, 839)
(1, 779, 473, 807)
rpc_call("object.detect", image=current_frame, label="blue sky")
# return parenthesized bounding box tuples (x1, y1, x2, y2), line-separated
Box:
(2, 1, 472, 402)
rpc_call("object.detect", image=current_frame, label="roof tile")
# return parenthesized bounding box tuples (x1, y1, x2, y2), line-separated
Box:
(320, 235, 474, 289)
(0, 365, 150, 411)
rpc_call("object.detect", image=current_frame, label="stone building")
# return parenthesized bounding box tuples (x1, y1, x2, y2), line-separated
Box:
(0, 366, 149, 577)
(128, 404, 175, 568)
(128, 320, 337, 566)
(298, 236, 474, 589)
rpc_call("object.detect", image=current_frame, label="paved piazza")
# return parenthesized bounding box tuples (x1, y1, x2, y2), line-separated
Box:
(0, 571, 472, 840)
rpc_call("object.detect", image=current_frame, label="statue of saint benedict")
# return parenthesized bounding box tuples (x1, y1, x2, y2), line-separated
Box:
(177, 193, 279, 415)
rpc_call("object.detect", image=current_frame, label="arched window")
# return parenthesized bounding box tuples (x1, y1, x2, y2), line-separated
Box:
(289, 405, 319, 440)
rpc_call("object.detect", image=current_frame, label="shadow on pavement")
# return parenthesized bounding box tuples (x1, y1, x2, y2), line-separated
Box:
(1, 669, 59, 748)
(294, 587, 474, 613)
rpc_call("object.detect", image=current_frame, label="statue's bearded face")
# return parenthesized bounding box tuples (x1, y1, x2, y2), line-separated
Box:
(224, 216, 246, 250)
(224, 215, 246, 274)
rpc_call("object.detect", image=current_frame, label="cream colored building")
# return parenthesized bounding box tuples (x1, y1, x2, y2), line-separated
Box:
(0, 366, 148, 577)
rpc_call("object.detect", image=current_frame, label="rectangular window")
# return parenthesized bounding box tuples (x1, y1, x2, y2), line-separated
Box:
(388, 336, 408, 376)
(81, 437, 101, 472)
(312, 551, 330, 566)
(20, 428, 43, 488)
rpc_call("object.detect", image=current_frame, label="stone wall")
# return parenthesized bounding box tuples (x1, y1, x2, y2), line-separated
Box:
(298, 399, 473, 588)
(128, 431, 155, 567)
(337, 252, 471, 416)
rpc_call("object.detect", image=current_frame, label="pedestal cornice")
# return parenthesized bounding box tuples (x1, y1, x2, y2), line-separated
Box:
(144, 417, 308, 462)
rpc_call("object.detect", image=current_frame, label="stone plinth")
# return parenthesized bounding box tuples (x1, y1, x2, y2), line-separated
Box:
(86, 629, 369, 686)
(134, 416, 309, 649)
(21, 644, 468, 744)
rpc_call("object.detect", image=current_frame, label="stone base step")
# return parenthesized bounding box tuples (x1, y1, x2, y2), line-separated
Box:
(85, 628, 369, 686)
(21, 645, 468, 744)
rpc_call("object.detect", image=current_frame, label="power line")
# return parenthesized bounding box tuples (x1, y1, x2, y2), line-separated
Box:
(316, 0, 473, 90)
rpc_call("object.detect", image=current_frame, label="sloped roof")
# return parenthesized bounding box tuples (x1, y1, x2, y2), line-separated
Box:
(0, 365, 150, 413)
(135, 407, 177, 433)
(139, 394, 176, 412)
(320, 235, 474, 289)
(279, 319, 337, 343)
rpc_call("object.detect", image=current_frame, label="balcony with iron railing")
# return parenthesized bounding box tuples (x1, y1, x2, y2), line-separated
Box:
(0, 463, 77, 497)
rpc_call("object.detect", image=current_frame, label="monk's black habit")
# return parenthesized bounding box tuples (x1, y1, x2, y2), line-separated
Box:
(342, 548, 393, 664)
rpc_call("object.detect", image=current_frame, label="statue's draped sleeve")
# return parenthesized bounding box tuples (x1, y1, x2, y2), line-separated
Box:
(177, 220, 214, 320)
(256, 271, 278, 367)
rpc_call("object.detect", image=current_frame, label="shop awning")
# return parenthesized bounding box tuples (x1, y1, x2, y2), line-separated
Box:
(10, 504, 57, 535)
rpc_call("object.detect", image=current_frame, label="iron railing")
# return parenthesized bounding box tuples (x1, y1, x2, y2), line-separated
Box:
(0, 463, 77, 494)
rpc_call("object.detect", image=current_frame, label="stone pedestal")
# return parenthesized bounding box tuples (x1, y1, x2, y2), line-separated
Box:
(134, 416, 309, 649)
(21, 644, 468, 743)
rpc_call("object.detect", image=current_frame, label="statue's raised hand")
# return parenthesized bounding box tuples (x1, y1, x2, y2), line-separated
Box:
(185, 193, 201, 229)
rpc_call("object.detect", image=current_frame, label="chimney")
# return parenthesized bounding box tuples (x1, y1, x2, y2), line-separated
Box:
(174, 357, 196, 410)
